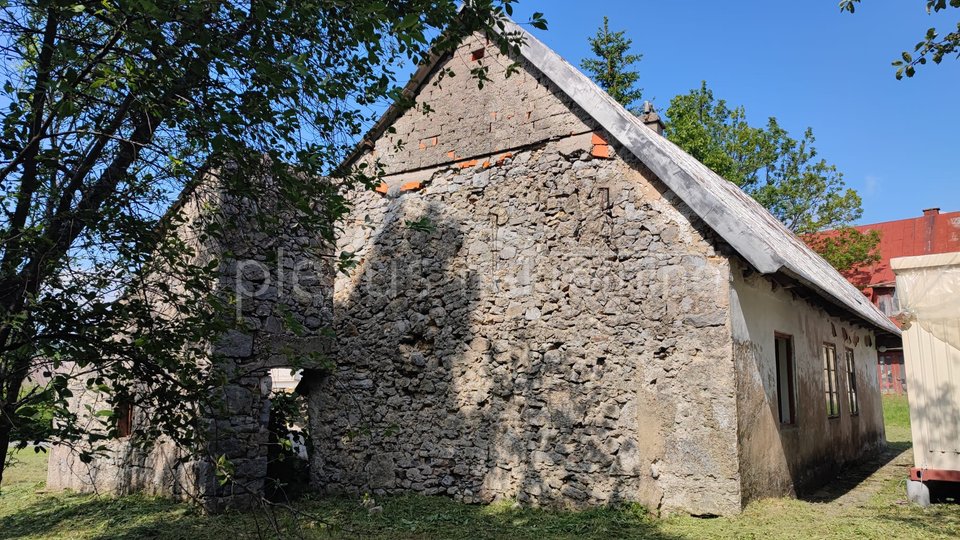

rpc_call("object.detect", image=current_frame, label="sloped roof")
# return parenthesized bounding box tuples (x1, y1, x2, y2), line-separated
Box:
(496, 18, 898, 336)
(816, 209, 960, 290)
(350, 16, 900, 336)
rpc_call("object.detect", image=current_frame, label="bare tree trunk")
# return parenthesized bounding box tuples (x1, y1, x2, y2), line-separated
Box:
(0, 413, 12, 487)
(0, 372, 26, 488)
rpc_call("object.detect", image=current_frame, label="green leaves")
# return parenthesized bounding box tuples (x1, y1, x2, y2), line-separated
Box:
(665, 82, 873, 270)
(805, 227, 881, 276)
(404, 216, 436, 233)
(844, 0, 960, 78)
(665, 81, 773, 191)
(529, 12, 548, 30)
(214, 454, 235, 486)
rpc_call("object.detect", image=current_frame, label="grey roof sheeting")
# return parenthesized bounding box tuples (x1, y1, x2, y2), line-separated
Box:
(497, 18, 898, 336)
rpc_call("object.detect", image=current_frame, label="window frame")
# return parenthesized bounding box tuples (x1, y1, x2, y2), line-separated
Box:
(845, 348, 859, 416)
(116, 401, 134, 438)
(823, 343, 841, 418)
(774, 332, 797, 426)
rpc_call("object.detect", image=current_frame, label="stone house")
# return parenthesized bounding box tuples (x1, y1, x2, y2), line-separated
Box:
(47, 18, 900, 516)
(304, 19, 899, 516)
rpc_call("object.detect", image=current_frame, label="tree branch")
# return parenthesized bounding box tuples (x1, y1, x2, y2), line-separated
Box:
(1, 8, 59, 263)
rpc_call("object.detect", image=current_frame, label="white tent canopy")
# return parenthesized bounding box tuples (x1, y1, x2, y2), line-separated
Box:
(892, 252, 960, 351)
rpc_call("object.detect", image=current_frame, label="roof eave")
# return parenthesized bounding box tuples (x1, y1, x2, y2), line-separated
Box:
(336, 15, 899, 338)
(499, 17, 899, 337)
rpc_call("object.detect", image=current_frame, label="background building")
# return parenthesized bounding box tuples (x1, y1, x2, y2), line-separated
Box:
(818, 209, 960, 394)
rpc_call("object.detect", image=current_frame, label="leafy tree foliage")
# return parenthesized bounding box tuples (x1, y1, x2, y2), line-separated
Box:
(663, 82, 774, 190)
(805, 227, 882, 275)
(0, 0, 541, 485)
(665, 82, 880, 268)
(841, 0, 960, 78)
(752, 121, 863, 234)
(580, 16, 643, 110)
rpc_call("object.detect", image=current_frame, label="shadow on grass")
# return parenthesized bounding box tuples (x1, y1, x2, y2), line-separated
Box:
(0, 490, 678, 540)
(799, 440, 912, 504)
(299, 494, 679, 540)
(875, 514, 960, 539)
(0, 489, 211, 540)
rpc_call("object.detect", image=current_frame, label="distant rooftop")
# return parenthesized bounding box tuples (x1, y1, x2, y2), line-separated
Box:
(829, 208, 960, 289)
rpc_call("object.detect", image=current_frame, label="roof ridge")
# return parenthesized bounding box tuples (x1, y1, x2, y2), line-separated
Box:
(341, 13, 898, 335)
(496, 17, 897, 335)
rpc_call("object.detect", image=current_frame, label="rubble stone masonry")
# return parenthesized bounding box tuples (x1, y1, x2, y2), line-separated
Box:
(47, 170, 335, 511)
(309, 35, 741, 515)
(46, 32, 887, 517)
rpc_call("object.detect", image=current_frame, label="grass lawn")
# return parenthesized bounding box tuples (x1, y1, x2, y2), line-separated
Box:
(1, 447, 47, 488)
(882, 393, 911, 442)
(1, 394, 958, 539)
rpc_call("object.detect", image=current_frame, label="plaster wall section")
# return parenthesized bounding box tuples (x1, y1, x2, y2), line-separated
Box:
(45, 401, 200, 498)
(730, 262, 885, 503)
(310, 38, 742, 513)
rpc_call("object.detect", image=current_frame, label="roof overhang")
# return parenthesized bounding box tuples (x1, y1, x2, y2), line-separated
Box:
(341, 14, 901, 338)
(496, 17, 899, 337)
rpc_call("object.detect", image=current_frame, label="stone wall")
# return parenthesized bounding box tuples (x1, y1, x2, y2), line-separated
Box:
(308, 39, 742, 513)
(45, 30, 889, 517)
(46, 391, 201, 499)
(368, 34, 595, 176)
(730, 264, 885, 503)
(47, 167, 334, 511)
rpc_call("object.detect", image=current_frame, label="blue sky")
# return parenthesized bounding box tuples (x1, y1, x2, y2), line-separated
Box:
(507, 1, 959, 224)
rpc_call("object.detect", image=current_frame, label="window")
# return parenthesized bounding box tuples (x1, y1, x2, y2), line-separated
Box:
(823, 344, 841, 418)
(845, 348, 859, 415)
(876, 287, 900, 316)
(116, 402, 133, 438)
(774, 333, 796, 425)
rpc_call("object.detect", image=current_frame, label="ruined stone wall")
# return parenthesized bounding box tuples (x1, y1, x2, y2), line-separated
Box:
(308, 35, 741, 515)
(730, 263, 885, 503)
(46, 394, 200, 499)
(47, 169, 334, 511)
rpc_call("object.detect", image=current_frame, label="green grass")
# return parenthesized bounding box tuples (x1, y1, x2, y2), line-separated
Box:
(882, 393, 912, 443)
(1, 395, 957, 539)
(2, 446, 48, 488)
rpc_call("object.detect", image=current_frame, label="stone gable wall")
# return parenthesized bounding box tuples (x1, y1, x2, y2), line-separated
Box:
(313, 138, 739, 515)
(368, 34, 595, 175)
(309, 38, 742, 514)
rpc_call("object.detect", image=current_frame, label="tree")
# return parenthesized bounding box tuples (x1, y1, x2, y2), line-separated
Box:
(805, 227, 882, 276)
(580, 16, 643, 110)
(841, 0, 960, 79)
(663, 82, 775, 190)
(753, 121, 863, 234)
(665, 82, 880, 268)
(0, 0, 543, 487)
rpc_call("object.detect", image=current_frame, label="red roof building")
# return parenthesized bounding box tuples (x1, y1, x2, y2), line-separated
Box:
(818, 208, 960, 394)
(845, 208, 960, 302)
